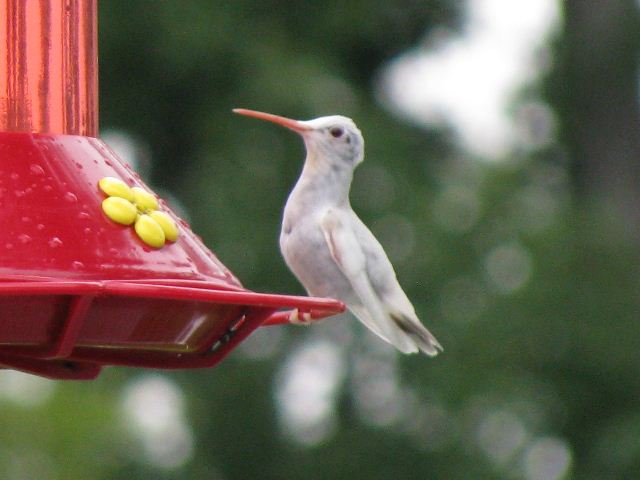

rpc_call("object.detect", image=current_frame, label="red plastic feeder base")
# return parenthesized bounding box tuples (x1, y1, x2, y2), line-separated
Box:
(0, 133, 344, 379)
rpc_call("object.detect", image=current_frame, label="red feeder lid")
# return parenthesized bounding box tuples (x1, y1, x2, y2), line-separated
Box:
(0, 1, 344, 379)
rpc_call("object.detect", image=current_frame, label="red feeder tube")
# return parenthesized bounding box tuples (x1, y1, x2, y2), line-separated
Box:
(0, 0, 344, 379)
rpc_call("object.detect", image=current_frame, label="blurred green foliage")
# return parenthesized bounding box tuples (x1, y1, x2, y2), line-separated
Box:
(2, 1, 640, 479)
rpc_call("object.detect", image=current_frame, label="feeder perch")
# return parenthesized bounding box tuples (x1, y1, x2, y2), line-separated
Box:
(0, 0, 344, 379)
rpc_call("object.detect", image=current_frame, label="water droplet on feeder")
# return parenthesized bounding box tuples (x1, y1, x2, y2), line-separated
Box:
(21, 216, 31, 223)
(64, 192, 78, 203)
(17, 234, 31, 244)
(71, 261, 84, 270)
(36, 223, 45, 231)
(29, 164, 45, 175)
(10, 173, 19, 180)
(44, 185, 53, 192)
(83, 227, 91, 235)
(78, 211, 90, 220)
(48, 237, 63, 248)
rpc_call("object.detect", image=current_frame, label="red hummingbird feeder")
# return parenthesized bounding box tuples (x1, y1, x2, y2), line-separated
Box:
(0, 0, 343, 380)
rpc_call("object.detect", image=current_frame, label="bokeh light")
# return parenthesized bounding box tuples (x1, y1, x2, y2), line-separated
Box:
(522, 436, 572, 480)
(483, 241, 534, 294)
(0, 371, 56, 408)
(275, 339, 346, 446)
(121, 375, 194, 469)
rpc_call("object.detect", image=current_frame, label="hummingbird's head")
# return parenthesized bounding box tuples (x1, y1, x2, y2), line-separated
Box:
(233, 109, 365, 169)
(302, 115, 364, 168)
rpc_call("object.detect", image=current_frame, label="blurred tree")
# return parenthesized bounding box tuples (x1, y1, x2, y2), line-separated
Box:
(559, 0, 640, 239)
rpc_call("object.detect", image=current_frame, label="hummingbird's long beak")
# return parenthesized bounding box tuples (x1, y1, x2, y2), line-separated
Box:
(233, 108, 312, 133)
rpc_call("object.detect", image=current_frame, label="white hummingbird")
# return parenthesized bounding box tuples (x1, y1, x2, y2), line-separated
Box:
(234, 108, 442, 356)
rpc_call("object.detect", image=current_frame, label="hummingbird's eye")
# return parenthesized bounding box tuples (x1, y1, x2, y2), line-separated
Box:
(329, 127, 344, 138)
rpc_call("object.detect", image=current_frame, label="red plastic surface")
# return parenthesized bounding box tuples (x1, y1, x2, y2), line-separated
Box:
(0, 133, 344, 379)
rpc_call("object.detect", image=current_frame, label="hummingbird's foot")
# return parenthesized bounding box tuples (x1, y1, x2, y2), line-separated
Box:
(288, 308, 313, 325)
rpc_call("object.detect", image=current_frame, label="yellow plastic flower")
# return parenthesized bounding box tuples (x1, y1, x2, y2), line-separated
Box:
(99, 177, 179, 248)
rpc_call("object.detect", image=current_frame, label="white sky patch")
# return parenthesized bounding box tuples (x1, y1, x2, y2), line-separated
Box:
(381, 0, 560, 159)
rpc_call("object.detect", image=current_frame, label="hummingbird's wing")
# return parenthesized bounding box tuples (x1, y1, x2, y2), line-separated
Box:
(321, 209, 439, 355)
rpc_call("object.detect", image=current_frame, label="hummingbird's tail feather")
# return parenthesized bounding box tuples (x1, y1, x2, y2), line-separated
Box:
(349, 303, 442, 355)
(349, 304, 419, 354)
(390, 313, 443, 357)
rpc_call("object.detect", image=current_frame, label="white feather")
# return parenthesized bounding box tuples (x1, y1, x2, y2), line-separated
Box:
(321, 208, 440, 355)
